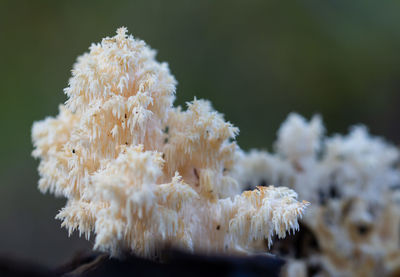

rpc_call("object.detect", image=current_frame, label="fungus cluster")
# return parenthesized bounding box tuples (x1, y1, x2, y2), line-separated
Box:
(32, 28, 308, 257)
(235, 113, 400, 276)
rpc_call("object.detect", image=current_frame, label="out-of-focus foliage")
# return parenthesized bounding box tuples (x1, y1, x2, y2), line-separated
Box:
(1, 0, 400, 266)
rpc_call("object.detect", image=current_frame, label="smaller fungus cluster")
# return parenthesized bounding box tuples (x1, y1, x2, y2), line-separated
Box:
(235, 113, 400, 276)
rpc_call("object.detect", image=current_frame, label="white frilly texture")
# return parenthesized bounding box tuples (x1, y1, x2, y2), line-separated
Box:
(32, 28, 308, 257)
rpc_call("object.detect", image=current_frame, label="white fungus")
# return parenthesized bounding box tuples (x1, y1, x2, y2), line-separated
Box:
(235, 113, 400, 276)
(32, 28, 308, 258)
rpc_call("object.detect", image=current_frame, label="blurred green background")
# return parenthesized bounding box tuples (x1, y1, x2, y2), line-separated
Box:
(1, 0, 400, 266)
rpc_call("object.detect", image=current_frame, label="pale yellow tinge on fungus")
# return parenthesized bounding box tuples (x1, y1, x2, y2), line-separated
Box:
(32, 27, 308, 257)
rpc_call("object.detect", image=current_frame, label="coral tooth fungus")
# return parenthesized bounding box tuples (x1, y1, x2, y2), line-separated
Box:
(32, 27, 308, 257)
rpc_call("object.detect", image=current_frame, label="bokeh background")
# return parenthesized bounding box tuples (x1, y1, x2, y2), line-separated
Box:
(1, 0, 400, 267)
